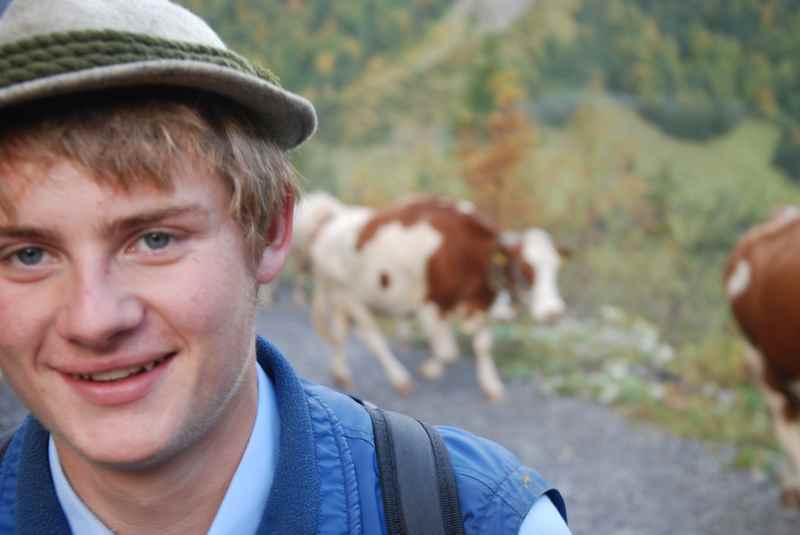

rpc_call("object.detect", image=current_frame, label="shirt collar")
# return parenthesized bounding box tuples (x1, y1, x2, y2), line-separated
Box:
(49, 363, 279, 535)
(209, 363, 279, 534)
(48, 439, 110, 535)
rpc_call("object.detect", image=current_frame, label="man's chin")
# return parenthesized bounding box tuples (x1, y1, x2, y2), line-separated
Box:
(58, 431, 182, 473)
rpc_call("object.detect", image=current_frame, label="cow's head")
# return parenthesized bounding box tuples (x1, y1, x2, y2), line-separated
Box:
(498, 229, 568, 323)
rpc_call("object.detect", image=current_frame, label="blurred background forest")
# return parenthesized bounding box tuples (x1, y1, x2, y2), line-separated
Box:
(180, 0, 800, 474)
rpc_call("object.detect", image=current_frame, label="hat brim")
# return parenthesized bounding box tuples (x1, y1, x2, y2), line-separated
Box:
(0, 60, 317, 151)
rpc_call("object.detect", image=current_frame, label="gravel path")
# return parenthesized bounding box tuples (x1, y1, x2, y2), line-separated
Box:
(257, 295, 800, 535)
(2, 292, 798, 533)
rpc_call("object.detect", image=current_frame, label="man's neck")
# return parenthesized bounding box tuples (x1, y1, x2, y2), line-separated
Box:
(54, 369, 259, 535)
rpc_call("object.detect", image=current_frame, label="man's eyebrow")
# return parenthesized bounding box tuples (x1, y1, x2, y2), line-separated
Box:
(0, 205, 210, 243)
(102, 204, 210, 236)
(0, 226, 60, 243)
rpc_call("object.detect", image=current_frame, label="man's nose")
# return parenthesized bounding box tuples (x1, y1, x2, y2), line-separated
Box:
(55, 266, 144, 349)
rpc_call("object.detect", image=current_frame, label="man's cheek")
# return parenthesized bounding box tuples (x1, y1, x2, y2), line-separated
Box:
(0, 337, 29, 372)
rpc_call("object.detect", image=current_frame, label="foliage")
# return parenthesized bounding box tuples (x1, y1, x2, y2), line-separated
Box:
(532, 92, 581, 128)
(521, 0, 800, 179)
(178, 0, 452, 142)
(178, 0, 800, 176)
(455, 38, 540, 229)
(773, 123, 800, 180)
(638, 99, 745, 142)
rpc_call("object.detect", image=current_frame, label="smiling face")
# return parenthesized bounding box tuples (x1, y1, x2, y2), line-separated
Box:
(0, 157, 283, 470)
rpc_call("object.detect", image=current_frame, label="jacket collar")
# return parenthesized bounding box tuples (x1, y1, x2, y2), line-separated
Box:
(8, 336, 320, 535)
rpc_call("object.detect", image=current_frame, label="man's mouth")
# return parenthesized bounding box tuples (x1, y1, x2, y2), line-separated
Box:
(70, 353, 176, 383)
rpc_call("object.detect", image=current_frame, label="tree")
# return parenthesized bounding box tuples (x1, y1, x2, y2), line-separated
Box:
(456, 39, 539, 229)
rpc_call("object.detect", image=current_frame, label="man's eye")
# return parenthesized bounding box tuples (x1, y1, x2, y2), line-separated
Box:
(142, 232, 172, 250)
(14, 247, 45, 266)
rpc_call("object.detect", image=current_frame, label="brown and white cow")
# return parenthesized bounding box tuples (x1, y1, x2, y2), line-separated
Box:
(725, 205, 800, 508)
(309, 196, 568, 400)
(258, 190, 345, 305)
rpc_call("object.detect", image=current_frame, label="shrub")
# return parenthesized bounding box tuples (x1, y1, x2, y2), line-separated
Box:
(532, 93, 581, 127)
(772, 123, 800, 182)
(637, 99, 744, 141)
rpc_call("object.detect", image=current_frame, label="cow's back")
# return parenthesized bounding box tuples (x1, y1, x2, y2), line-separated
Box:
(310, 205, 373, 283)
(357, 197, 500, 315)
(727, 211, 800, 380)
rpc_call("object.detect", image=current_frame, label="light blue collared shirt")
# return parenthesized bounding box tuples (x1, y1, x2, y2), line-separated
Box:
(50, 364, 279, 535)
(520, 495, 572, 535)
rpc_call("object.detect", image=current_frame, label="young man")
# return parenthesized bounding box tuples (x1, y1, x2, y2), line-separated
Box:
(0, 1, 570, 534)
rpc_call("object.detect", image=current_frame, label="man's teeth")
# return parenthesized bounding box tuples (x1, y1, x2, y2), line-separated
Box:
(72, 355, 169, 382)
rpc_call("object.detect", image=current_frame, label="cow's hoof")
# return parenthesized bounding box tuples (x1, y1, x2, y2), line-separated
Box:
(418, 359, 444, 381)
(781, 487, 800, 509)
(439, 350, 459, 365)
(393, 379, 415, 398)
(482, 385, 506, 402)
(332, 373, 354, 391)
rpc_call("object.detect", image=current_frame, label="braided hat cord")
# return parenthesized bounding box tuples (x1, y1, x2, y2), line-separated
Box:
(0, 30, 279, 88)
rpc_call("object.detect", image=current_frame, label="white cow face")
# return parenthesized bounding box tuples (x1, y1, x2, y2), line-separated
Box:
(503, 230, 566, 323)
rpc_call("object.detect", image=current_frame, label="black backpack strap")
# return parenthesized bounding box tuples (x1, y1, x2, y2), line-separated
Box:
(420, 419, 464, 534)
(363, 402, 465, 535)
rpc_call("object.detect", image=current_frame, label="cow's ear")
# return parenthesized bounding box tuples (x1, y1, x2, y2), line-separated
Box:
(256, 191, 295, 284)
(557, 245, 573, 260)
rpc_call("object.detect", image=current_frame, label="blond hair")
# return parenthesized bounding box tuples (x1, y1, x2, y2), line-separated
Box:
(0, 88, 300, 265)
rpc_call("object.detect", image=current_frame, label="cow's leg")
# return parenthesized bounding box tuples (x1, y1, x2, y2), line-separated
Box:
(417, 304, 459, 381)
(347, 299, 414, 396)
(329, 306, 355, 391)
(292, 259, 309, 306)
(747, 347, 800, 507)
(764, 382, 800, 507)
(394, 317, 414, 351)
(311, 284, 354, 390)
(292, 276, 307, 306)
(470, 323, 505, 401)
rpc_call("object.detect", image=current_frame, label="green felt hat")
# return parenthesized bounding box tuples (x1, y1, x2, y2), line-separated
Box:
(0, 0, 317, 150)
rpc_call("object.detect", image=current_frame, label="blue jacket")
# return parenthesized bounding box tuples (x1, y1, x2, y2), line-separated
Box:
(0, 337, 565, 534)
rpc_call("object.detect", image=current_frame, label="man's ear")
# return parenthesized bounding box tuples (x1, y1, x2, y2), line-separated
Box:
(255, 192, 295, 284)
